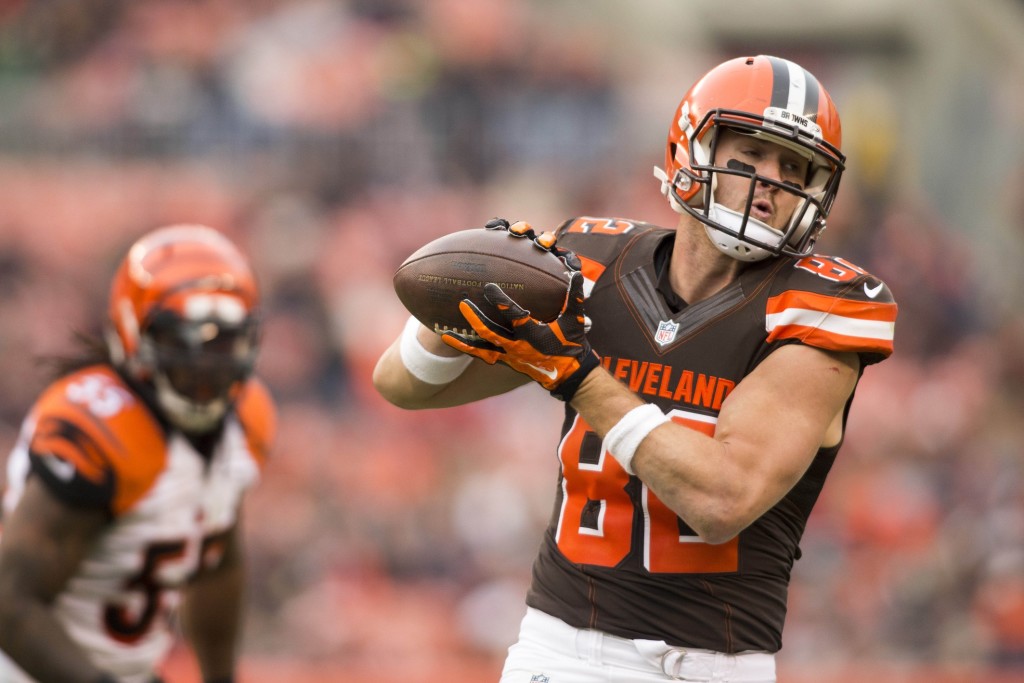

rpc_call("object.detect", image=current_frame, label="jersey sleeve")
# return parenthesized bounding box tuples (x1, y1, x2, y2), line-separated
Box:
(555, 217, 662, 294)
(233, 377, 276, 472)
(766, 254, 898, 365)
(28, 412, 116, 510)
(25, 367, 168, 514)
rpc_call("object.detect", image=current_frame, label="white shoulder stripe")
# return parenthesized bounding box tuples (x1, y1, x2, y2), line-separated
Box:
(766, 307, 895, 341)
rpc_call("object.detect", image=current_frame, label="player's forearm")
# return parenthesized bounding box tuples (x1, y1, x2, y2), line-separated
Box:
(0, 510, 114, 683)
(373, 325, 529, 409)
(182, 556, 244, 682)
(0, 600, 110, 683)
(572, 369, 752, 544)
(372, 336, 458, 408)
(570, 368, 646, 434)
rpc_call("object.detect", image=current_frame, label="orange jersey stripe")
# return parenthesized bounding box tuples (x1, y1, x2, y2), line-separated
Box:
(766, 289, 897, 356)
(30, 367, 169, 515)
(577, 255, 606, 297)
(234, 378, 276, 470)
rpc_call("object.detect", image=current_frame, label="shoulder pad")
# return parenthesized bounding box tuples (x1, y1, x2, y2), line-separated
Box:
(766, 254, 898, 363)
(233, 377, 276, 470)
(555, 216, 662, 240)
(29, 366, 167, 514)
(555, 217, 670, 292)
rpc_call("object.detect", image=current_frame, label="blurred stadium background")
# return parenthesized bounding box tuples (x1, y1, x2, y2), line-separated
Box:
(0, 1, 1022, 681)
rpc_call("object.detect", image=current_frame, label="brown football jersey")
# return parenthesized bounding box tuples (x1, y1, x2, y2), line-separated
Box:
(525, 217, 897, 653)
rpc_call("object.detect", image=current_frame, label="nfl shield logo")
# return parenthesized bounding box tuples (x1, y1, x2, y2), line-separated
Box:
(655, 320, 679, 346)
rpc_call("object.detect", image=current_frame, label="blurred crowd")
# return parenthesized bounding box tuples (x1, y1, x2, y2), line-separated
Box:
(0, 0, 1021, 680)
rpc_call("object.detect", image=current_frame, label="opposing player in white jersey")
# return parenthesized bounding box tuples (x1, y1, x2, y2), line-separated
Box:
(0, 225, 275, 683)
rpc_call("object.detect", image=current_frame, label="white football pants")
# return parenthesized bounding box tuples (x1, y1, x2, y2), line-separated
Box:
(500, 607, 776, 682)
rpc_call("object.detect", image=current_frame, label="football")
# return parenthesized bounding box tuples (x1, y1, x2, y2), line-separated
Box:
(393, 228, 571, 336)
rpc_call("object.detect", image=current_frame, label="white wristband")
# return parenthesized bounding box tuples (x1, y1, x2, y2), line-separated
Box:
(601, 403, 670, 475)
(399, 316, 473, 385)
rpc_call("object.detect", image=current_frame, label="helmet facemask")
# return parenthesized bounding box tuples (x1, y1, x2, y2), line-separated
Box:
(668, 109, 843, 262)
(134, 299, 260, 434)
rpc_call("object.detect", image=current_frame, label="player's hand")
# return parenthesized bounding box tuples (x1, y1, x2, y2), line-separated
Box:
(484, 218, 582, 271)
(441, 271, 599, 401)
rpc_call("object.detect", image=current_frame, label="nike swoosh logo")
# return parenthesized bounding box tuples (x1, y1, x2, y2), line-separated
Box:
(522, 362, 559, 381)
(863, 281, 883, 299)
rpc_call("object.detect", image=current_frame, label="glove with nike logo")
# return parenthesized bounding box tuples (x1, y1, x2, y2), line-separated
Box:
(441, 271, 600, 402)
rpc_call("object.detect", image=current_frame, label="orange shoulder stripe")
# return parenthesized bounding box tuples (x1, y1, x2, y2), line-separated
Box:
(30, 367, 168, 515)
(234, 377, 276, 470)
(577, 255, 606, 290)
(766, 290, 897, 357)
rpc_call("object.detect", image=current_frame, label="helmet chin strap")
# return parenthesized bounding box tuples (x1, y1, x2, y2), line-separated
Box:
(704, 203, 778, 262)
(657, 162, 811, 263)
(701, 162, 781, 262)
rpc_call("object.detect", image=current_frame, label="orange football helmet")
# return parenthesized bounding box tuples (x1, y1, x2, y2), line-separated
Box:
(654, 55, 845, 261)
(107, 224, 261, 433)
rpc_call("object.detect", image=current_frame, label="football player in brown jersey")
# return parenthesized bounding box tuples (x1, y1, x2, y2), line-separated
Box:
(0, 225, 275, 683)
(374, 55, 897, 682)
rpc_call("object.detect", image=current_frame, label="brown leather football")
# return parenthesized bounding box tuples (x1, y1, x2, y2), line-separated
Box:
(393, 228, 571, 336)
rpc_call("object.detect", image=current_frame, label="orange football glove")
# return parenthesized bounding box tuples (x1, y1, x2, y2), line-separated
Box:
(441, 272, 600, 401)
